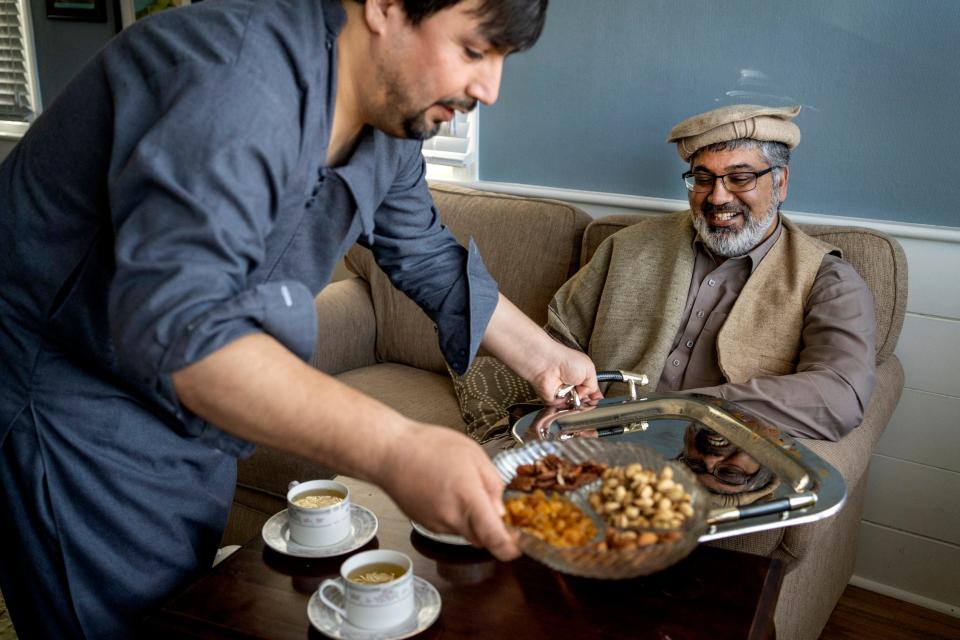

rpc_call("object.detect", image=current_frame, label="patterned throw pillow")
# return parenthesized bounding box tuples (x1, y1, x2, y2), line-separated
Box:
(448, 356, 538, 442)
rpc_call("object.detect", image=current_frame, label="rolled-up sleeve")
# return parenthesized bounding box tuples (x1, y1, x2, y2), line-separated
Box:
(364, 151, 499, 374)
(106, 66, 313, 436)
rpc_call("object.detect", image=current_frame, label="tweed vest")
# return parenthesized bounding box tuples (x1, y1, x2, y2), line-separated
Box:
(547, 211, 838, 395)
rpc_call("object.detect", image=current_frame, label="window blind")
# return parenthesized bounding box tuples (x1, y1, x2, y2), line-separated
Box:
(0, 0, 38, 127)
(422, 110, 475, 168)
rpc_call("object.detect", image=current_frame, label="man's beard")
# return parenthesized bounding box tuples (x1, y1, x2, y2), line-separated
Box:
(378, 64, 476, 140)
(692, 191, 781, 258)
(401, 98, 477, 140)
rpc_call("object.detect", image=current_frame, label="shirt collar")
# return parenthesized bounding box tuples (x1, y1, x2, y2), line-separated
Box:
(321, 0, 346, 40)
(328, 128, 381, 243)
(319, 0, 374, 243)
(743, 215, 782, 273)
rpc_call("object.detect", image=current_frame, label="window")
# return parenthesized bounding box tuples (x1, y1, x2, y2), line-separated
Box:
(423, 109, 478, 182)
(0, 0, 41, 139)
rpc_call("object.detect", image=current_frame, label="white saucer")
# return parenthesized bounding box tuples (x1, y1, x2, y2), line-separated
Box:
(410, 520, 471, 546)
(307, 576, 441, 640)
(261, 505, 378, 558)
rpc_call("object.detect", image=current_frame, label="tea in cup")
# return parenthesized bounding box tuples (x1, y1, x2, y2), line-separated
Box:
(318, 549, 415, 629)
(287, 479, 351, 547)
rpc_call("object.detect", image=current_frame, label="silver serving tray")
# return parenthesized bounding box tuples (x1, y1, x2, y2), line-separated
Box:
(510, 393, 846, 542)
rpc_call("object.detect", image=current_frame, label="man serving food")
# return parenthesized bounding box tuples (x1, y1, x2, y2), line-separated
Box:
(0, 1, 601, 637)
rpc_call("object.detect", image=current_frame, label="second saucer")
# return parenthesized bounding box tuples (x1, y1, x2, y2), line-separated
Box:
(262, 505, 378, 558)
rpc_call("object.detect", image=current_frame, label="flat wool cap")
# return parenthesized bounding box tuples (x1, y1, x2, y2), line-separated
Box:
(667, 104, 801, 161)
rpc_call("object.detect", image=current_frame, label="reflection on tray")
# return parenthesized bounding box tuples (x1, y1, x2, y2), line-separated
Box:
(676, 424, 779, 507)
(508, 393, 847, 541)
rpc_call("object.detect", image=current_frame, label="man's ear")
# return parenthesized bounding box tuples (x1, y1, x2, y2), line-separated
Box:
(363, 0, 402, 35)
(777, 165, 790, 203)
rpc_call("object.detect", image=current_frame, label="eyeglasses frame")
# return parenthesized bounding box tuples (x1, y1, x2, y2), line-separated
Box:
(675, 452, 757, 487)
(681, 165, 782, 193)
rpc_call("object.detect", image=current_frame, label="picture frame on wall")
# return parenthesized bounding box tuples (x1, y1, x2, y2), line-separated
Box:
(46, 0, 108, 22)
(116, 0, 190, 28)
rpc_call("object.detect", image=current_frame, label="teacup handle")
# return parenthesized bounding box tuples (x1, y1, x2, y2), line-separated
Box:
(288, 480, 300, 492)
(318, 579, 348, 618)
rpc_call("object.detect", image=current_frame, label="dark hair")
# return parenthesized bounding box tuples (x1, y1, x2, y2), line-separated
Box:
(354, 0, 548, 52)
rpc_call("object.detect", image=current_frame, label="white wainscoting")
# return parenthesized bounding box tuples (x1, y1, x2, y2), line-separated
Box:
(451, 179, 960, 617)
(853, 523, 960, 615)
(898, 238, 960, 319)
(876, 389, 959, 471)
(862, 455, 960, 545)
(897, 315, 960, 398)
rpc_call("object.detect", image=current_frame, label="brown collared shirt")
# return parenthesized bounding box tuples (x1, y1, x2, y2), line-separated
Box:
(657, 218, 876, 441)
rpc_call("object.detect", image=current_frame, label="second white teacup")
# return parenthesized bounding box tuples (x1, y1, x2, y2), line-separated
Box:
(287, 479, 351, 547)
(318, 549, 415, 629)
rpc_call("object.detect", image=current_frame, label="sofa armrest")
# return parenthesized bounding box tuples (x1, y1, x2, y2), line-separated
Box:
(309, 277, 378, 375)
(779, 354, 905, 558)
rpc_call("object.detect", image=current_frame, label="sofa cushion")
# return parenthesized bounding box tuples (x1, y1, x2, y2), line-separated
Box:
(581, 214, 907, 363)
(337, 362, 466, 428)
(236, 447, 336, 505)
(346, 184, 592, 375)
(447, 356, 537, 440)
(234, 364, 463, 504)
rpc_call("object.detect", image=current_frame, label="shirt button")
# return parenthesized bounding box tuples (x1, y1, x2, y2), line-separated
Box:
(696, 310, 705, 318)
(672, 359, 681, 367)
(707, 279, 716, 287)
(685, 340, 694, 348)
(325, 40, 332, 50)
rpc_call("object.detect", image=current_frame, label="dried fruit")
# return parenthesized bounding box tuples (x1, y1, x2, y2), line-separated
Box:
(506, 454, 607, 493)
(503, 490, 597, 548)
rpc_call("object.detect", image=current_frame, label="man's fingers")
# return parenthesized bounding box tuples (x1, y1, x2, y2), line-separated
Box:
(465, 496, 520, 561)
(577, 385, 604, 402)
(452, 468, 518, 560)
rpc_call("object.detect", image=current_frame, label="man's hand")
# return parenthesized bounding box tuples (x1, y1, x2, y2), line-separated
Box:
(377, 423, 520, 561)
(171, 334, 520, 560)
(526, 341, 604, 407)
(481, 293, 603, 406)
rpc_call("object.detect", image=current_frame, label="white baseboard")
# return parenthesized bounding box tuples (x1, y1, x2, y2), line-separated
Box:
(849, 575, 960, 618)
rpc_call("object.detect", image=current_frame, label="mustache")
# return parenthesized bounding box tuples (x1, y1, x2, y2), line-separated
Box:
(700, 202, 747, 215)
(435, 98, 478, 113)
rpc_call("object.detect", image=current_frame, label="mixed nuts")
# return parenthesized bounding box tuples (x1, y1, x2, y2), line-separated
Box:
(503, 454, 694, 554)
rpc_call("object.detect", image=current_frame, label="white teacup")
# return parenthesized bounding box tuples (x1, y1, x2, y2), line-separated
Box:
(286, 479, 351, 547)
(319, 550, 415, 630)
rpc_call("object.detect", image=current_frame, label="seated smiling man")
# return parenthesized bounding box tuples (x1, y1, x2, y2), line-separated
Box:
(545, 104, 877, 443)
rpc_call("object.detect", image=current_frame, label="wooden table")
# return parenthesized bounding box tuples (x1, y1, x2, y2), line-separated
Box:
(143, 477, 784, 639)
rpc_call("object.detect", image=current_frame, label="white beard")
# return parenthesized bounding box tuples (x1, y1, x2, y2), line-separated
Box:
(692, 193, 781, 258)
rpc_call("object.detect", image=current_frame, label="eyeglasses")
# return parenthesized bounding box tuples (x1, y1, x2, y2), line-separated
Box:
(676, 452, 756, 486)
(682, 166, 780, 193)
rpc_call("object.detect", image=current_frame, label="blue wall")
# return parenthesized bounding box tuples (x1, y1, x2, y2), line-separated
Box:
(481, 1, 960, 228)
(27, 0, 960, 228)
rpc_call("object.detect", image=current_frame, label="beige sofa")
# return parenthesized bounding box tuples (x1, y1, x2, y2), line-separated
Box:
(222, 183, 907, 640)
